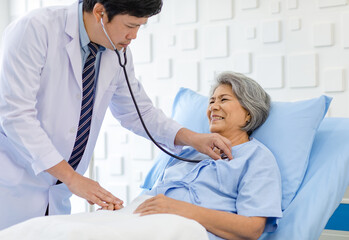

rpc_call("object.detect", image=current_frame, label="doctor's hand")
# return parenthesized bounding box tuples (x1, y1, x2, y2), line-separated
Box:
(66, 173, 124, 208)
(175, 128, 233, 160)
(46, 160, 123, 208)
(97, 202, 124, 211)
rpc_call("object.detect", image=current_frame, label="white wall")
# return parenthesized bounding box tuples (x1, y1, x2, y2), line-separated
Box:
(0, 0, 9, 48)
(3, 0, 349, 214)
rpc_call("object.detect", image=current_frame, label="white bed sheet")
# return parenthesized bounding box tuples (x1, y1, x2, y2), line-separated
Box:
(0, 195, 209, 240)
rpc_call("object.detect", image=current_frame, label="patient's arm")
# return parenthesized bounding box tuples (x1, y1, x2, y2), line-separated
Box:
(134, 194, 266, 240)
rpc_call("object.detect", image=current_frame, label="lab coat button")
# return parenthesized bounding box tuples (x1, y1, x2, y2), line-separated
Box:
(76, 94, 80, 100)
(70, 127, 76, 133)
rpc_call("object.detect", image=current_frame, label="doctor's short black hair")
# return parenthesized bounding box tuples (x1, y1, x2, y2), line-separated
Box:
(83, 0, 163, 20)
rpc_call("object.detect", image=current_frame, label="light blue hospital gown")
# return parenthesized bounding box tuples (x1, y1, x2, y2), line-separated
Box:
(144, 138, 282, 240)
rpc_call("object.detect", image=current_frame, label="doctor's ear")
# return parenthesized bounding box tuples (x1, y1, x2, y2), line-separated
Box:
(92, 3, 106, 22)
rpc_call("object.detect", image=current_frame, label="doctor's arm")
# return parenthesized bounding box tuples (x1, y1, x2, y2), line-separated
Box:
(46, 160, 123, 208)
(174, 128, 233, 160)
(134, 194, 266, 240)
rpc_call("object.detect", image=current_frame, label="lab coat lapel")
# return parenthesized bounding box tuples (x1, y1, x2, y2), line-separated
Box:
(65, 1, 82, 91)
(94, 49, 118, 110)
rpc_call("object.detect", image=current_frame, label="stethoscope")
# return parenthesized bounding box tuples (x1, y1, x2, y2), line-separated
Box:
(101, 16, 226, 163)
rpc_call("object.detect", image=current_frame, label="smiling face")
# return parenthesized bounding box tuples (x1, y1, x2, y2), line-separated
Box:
(207, 84, 251, 140)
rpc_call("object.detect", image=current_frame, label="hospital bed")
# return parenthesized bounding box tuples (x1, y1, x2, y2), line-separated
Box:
(260, 117, 349, 239)
(1, 88, 348, 240)
(142, 88, 349, 240)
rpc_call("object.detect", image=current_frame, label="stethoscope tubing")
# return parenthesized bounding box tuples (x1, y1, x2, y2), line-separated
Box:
(115, 49, 201, 163)
(101, 18, 201, 163)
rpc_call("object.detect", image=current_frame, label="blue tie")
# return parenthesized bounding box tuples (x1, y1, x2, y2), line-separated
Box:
(68, 42, 99, 170)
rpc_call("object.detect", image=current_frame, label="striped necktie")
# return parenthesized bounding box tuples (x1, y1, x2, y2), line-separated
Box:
(47, 42, 99, 215)
(68, 42, 99, 170)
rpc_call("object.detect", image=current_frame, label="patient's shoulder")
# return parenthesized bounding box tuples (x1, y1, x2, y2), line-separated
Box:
(245, 138, 278, 167)
(238, 138, 281, 184)
(251, 138, 274, 155)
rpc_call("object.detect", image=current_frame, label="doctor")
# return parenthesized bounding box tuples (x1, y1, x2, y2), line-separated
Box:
(0, 0, 233, 230)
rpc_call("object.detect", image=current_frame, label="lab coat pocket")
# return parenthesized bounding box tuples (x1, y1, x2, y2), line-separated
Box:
(0, 147, 25, 186)
(0, 133, 27, 186)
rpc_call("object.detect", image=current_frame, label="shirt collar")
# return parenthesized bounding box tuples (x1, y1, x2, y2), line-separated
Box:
(78, 2, 90, 52)
(78, 2, 106, 52)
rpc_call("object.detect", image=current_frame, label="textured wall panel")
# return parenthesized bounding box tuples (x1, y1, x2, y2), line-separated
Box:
(174, 0, 197, 24)
(148, 14, 159, 24)
(289, 18, 301, 31)
(133, 170, 144, 183)
(156, 59, 172, 78)
(241, 0, 259, 10)
(203, 25, 229, 58)
(232, 52, 252, 74)
(256, 55, 284, 89)
(324, 68, 345, 92)
(342, 13, 349, 48)
(318, 0, 347, 8)
(208, 0, 234, 21)
(27, 0, 41, 11)
(106, 127, 128, 145)
(245, 26, 256, 39)
(106, 128, 128, 157)
(201, 59, 233, 94)
(10, 0, 26, 17)
(110, 157, 124, 176)
(131, 33, 152, 63)
(94, 131, 107, 160)
(180, 29, 197, 50)
(288, 0, 298, 9)
(156, 95, 174, 117)
(262, 20, 281, 43)
(288, 53, 318, 88)
(168, 35, 176, 47)
(313, 23, 334, 47)
(131, 135, 153, 160)
(176, 61, 199, 91)
(271, 0, 281, 14)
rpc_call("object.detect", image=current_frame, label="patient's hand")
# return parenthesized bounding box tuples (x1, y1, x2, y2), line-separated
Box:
(98, 202, 124, 211)
(134, 194, 191, 217)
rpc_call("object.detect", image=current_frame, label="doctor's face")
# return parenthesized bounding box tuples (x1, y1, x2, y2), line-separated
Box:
(101, 14, 148, 50)
(207, 84, 250, 138)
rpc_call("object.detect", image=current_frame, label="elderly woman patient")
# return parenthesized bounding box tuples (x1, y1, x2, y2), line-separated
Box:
(106, 72, 282, 240)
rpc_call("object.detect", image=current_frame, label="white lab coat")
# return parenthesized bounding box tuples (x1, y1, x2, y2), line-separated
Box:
(0, 1, 182, 230)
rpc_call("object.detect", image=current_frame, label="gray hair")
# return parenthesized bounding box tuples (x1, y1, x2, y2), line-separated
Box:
(210, 71, 270, 135)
